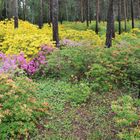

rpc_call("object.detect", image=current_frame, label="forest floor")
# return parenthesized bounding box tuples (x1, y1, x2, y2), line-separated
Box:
(33, 88, 125, 140)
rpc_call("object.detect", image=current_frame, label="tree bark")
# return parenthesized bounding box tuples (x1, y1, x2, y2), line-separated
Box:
(14, 0, 18, 28)
(95, 0, 99, 34)
(80, 0, 84, 22)
(85, 0, 89, 27)
(131, 0, 134, 28)
(123, 0, 127, 31)
(48, 0, 52, 26)
(105, 0, 114, 48)
(39, 0, 43, 29)
(52, 0, 59, 48)
(118, 0, 121, 34)
(23, 0, 27, 21)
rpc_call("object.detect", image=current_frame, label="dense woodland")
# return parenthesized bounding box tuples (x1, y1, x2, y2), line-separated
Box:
(0, 0, 140, 23)
(0, 0, 140, 140)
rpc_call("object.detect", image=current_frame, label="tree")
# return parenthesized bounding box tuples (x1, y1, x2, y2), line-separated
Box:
(85, 0, 89, 27)
(95, 0, 99, 34)
(14, 0, 18, 28)
(23, 0, 27, 21)
(105, 0, 114, 48)
(39, 0, 43, 29)
(80, 0, 84, 22)
(118, 0, 121, 34)
(123, 0, 127, 31)
(131, 0, 134, 28)
(52, 0, 59, 48)
(48, 0, 52, 26)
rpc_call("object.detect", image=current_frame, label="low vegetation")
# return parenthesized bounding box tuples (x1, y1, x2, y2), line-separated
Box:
(0, 20, 140, 139)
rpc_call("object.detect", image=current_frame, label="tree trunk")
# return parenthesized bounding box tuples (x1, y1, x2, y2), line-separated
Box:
(39, 0, 43, 29)
(105, 0, 114, 48)
(118, 0, 121, 34)
(123, 0, 127, 31)
(131, 0, 134, 28)
(23, 0, 27, 21)
(8, 0, 13, 19)
(52, 0, 59, 48)
(14, 0, 18, 28)
(138, 0, 140, 19)
(95, 0, 99, 34)
(48, 0, 52, 26)
(80, 0, 84, 22)
(86, 0, 89, 27)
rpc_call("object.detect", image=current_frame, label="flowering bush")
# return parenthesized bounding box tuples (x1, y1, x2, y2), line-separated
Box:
(0, 52, 24, 75)
(0, 74, 48, 139)
(0, 19, 140, 59)
(0, 45, 54, 76)
(60, 29, 104, 46)
(0, 20, 54, 58)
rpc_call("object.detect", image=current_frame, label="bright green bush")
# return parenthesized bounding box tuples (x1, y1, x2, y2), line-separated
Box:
(0, 74, 48, 139)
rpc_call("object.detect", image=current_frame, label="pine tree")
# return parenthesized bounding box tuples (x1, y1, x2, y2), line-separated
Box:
(105, 0, 114, 48)
(52, 0, 59, 48)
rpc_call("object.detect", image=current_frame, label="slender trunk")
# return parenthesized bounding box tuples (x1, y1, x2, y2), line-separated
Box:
(118, 0, 121, 34)
(52, 0, 59, 48)
(80, 0, 84, 22)
(105, 0, 114, 48)
(126, 0, 129, 21)
(95, 0, 99, 34)
(14, 0, 18, 28)
(86, 0, 89, 27)
(8, 0, 12, 19)
(23, 0, 27, 21)
(123, 0, 127, 31)
(48, 0, 52, 26)
(39, 0, 43, 29)
(131, 0, 134, 28)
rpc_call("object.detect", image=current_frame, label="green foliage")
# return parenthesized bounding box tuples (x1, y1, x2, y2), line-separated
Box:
(45, 46, 97, 81)
(0, 74, 48, 139)
(86, 64, 112, 92)
(38, 80, 91, 108)
(45, 45, 140, 93)
(112, 95, 140, 140)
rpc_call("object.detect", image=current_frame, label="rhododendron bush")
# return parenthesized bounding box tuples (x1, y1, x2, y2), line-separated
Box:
(0, 45, 53, 76)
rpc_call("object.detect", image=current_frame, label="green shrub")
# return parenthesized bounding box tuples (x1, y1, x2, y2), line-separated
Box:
(111, 95, 140, 140)
(0, 74, 48, 139)
(44, 45, 139, 93)
(86, 64, 112, 92)
(38, 80, 91, 109)
(45, 46, 97, 81)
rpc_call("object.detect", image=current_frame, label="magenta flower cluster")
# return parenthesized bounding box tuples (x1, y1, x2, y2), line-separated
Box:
(0, 45, 54, 75)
